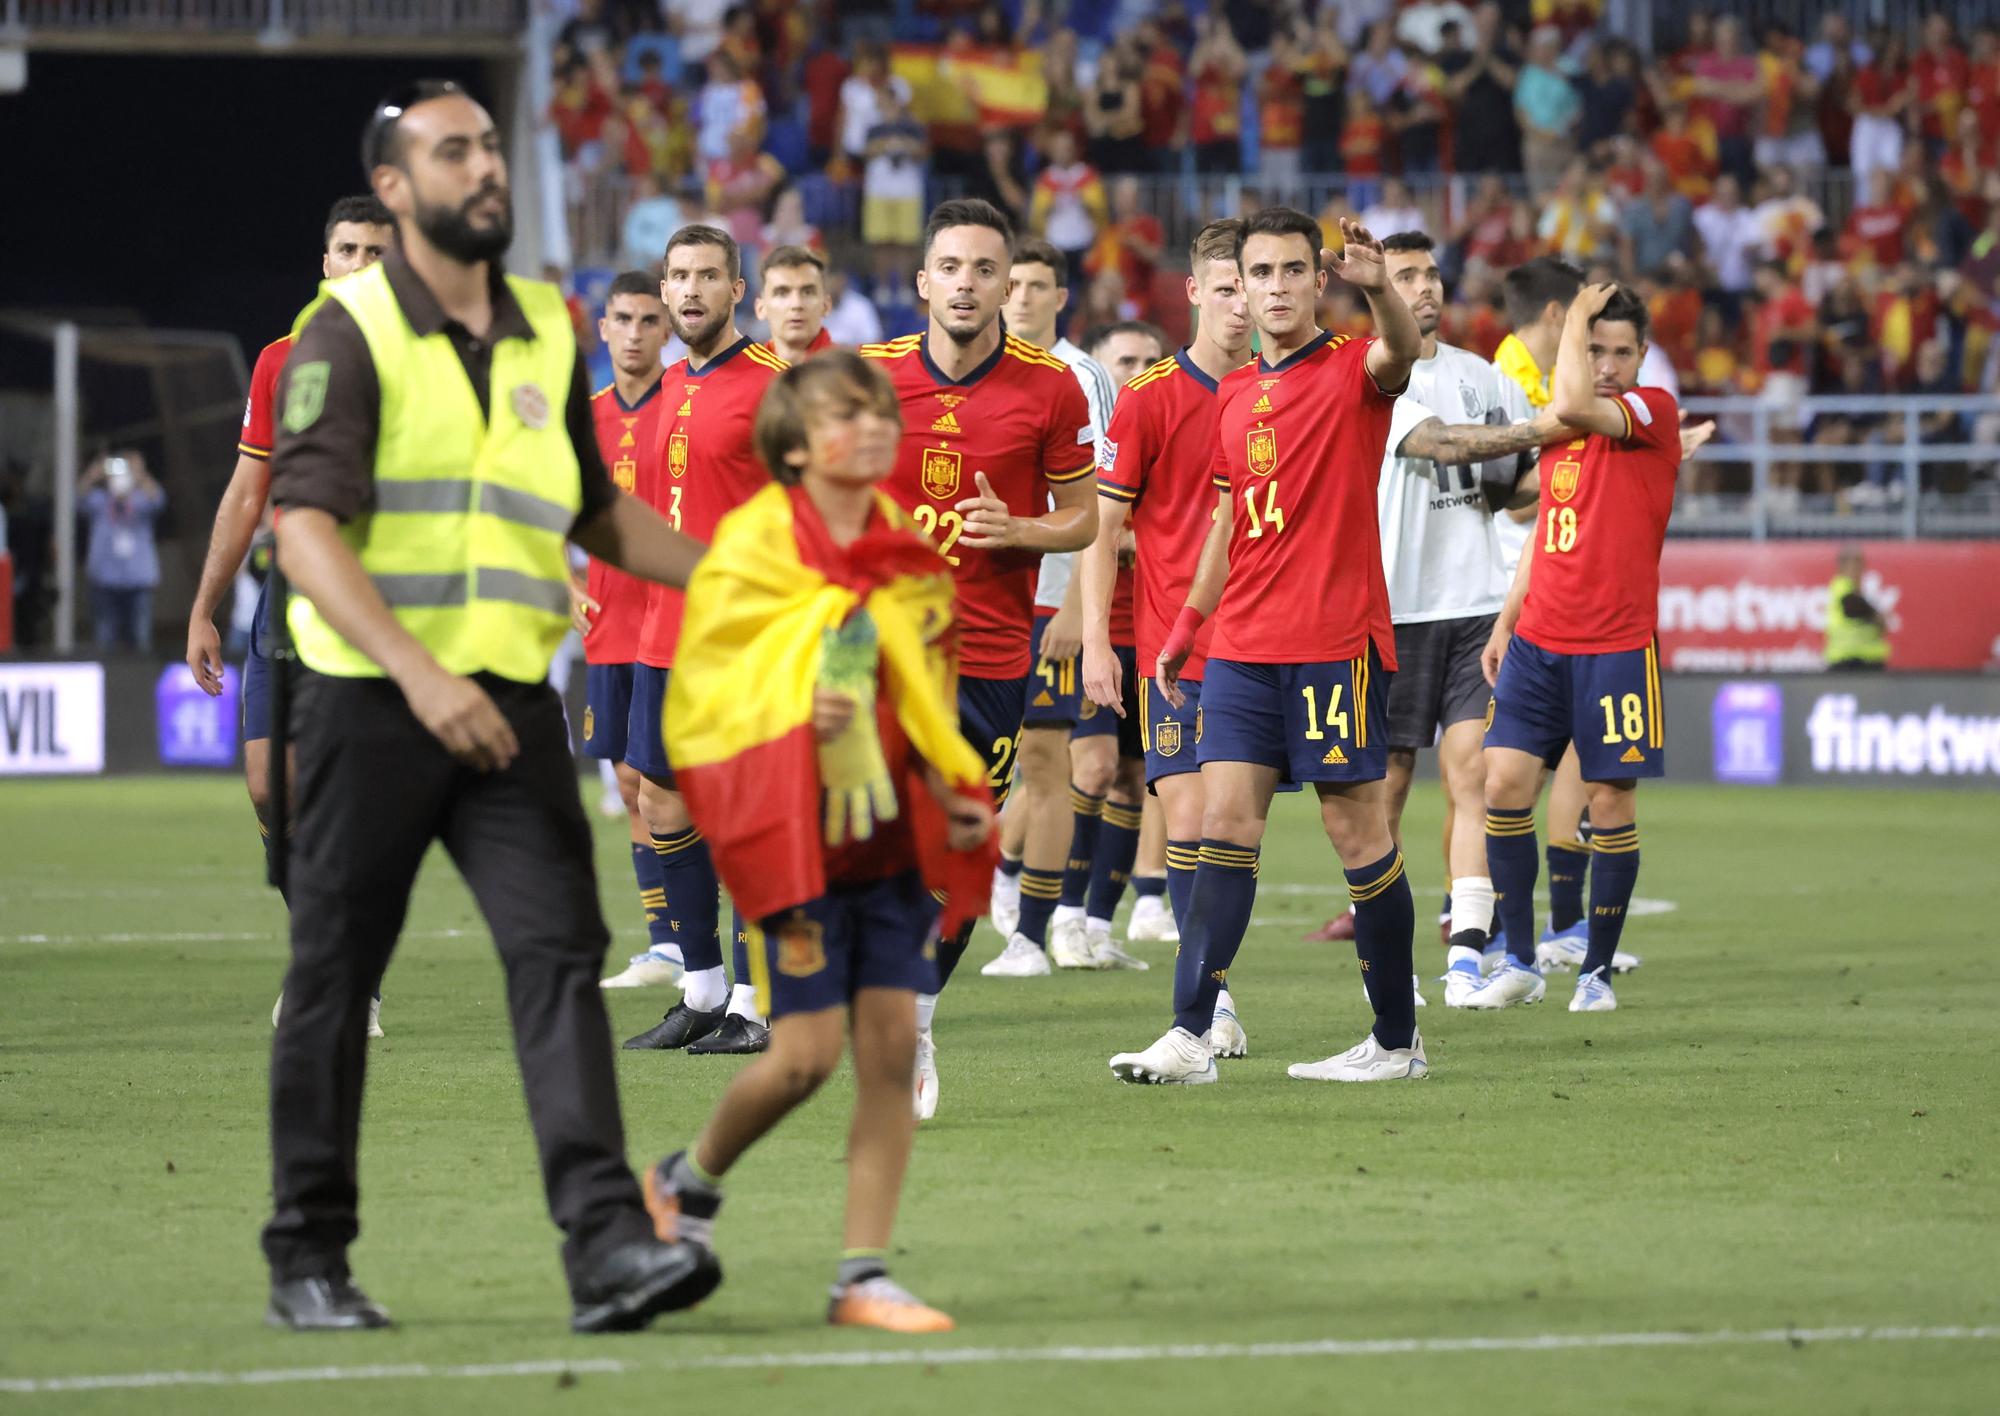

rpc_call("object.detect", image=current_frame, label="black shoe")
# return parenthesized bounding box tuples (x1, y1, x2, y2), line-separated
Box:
(570, 1238, 722, 1334)
(266, 1275, 394, 1331)
(685, 1014, 770, 1055)
(623, 1002, 726, 1050)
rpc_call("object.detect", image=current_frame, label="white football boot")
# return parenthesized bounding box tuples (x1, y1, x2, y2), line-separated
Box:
(1203, 990, 1248, 1058)
(1442, 953, 1486, 1008)
(1109, 1026, 1218, 1085)
(988, 865, 1022, 938)
(366, 997, 385, 1039)
(979, 932, 1053, 977)
(1048, 917, 1101, 970)
(1459, 961, 1547, 1009)
(1287, 1030, 1429, 1082)
(1569, 967, 1618, 1013)
(1357, 974, 1428, 1008)
(912, 1028, 939, 1120)
(1086, 923, 1150, 970)
(1126, 893, 1179, 943)
(600, 950, 685, 988)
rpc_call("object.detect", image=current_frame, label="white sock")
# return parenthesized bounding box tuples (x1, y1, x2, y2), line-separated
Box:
(682, 966, 727, 1012)
(1448, 944, 1482, 969)
(1086, 914, 1113, 935)
(1052, 904, 1085, 927)
(1216, 986, 1237, 1017)
(597, 759, 619, 790)
(915, 992, 938, 1034)
(726, 982, 762, 1023)
(1451, 875, 1496, 938)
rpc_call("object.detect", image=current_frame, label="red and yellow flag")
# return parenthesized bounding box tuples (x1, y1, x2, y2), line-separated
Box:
(667, 483, 995, 927)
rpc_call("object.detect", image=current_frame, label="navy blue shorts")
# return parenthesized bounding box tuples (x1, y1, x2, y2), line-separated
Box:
(1075, 645, 1142, 758)
(1197, 647, 1392, 784)
(959, 672, 1028, 807)
(581, 662, 634, 761)
(1023, 613, 1081, 728)
(1140, 673, 1201, 784)
(241, 576, 273, 744)
(623, 664, 674, 782)
(751, 870, 937, 1020)
(1485, 635, 1666, 780)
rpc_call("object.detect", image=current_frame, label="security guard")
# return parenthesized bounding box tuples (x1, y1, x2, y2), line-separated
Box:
(1825, 545, 1889, 671)
(264, 81, 712, 1334)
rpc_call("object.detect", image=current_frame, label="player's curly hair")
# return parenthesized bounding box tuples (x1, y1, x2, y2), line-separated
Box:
(1589, 286, 1652, 344)
(753, 351, 904, 486)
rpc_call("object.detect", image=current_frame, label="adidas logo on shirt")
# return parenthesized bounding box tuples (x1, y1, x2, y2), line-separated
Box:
(1321, 745, 1348, 765)
(1251, 394, 1273, 414)
(931, 410, 963, 434)
(1620, 745, 1646, 764)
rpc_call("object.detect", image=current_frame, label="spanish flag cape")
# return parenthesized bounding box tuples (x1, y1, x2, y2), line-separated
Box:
(667, 482, 997, 930)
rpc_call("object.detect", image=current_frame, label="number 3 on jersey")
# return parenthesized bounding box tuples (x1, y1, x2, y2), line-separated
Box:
(912, 504, 964, 565)
(1243, 481, 1286, 538)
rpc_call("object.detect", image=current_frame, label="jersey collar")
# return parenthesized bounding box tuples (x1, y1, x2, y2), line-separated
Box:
(1174, 347, 1219, 393)
(685, 334, 752, 379)
(919, 327, 1008, 388)
(612, 373, 665, 413)
(1257, 327, 1334, 375)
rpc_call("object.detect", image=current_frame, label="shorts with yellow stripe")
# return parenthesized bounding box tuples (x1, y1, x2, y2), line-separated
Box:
(1194, 646, 1392, 784)
(1484, 633, 1666, 781)
(746, 870, 936, 1020)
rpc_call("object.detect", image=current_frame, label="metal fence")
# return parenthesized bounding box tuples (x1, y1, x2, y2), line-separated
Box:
(1677, 396, 2000, 541)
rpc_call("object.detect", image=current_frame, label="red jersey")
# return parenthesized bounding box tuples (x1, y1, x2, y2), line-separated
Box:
(1517, 387, 1680, 655)
(239, 335, 292, 461)
(1912, 49, 1969, 141)
(636, 337, 789, 667)
(863, 331, 1094, 679)
(1209, 331, 1398, 667)
(767, 328, 834, 359)
(585, 375, 666, 665)
(1110, 565, 1136, 648)
(1097, 350, 1228, 678)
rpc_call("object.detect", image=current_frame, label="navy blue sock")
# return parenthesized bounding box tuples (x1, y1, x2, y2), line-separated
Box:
(1171, 841, 1259, 1035)
(1347, 848, 1417, 1050)
(1059, 786, 1103, 908)
(1547, 838, 1590, 932)
(729, 909, 750, 985)
(1582, 827, 1640, 976)
(1132, 873, 1166, 900)
(630, 842, 675, 952)
(1086, 798, 1142, 922)
(1486, 807, 1539, 966)
(998, 854, 1023, 879)
(1164, 838, 1200, 930)
(653, 827, 722, 972)
(257, 811, 290, 907)
(1015, 867, 1063, 946)
(932, 919, 977, 989)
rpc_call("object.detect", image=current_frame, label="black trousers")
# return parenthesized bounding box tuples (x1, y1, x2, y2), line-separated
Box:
(261, 671, 651, 1291)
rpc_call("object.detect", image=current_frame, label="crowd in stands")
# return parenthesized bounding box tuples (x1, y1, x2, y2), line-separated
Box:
(544, 0, 1999, 490)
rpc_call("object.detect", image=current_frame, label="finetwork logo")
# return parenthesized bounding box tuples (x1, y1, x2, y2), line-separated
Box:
(1805, 694, 2000, 777)
(1659, 570, 1903, 637)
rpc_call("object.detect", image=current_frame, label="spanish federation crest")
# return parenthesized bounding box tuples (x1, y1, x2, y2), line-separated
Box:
(775, 916, 827, 977)
(921, 447, 962, 500)
(1246, 426, 1278, 478)
(668, 431, 690, 480)
(1549, 458, 1581, 504)
(1156, 720, 1182, 756)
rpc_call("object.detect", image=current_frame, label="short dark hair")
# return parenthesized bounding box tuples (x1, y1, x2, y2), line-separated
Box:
(752, 351, 903, 486)
(762, 244, 827, 280)
(922, 198, 1015, 261)
(1010, 237, 1068, 286)
(1380, 231, 1435, 255)
(664, 223, 741, 283)
(324, 194, 393, 246)
(1085, 320, 1168, 359)
(1236, 206, 1323, 270)
(362, 78, 469, 172)
(1190, 217, 1243, 269)
(1589, 285, 1651, 343)
(606, 270, 661, 303)
(1501, 256, 1584, 328)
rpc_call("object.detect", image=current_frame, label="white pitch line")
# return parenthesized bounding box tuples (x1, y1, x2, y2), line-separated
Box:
(1, 1324, 1992, 1395)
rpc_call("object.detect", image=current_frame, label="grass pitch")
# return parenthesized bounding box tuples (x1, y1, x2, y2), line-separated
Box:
(1, 775, 1995, 1413)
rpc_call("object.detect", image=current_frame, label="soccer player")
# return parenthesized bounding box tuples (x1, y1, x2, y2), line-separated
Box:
(1469, 283, 1682, 1012)
(183, 193, 392, 1033)
(622, 225, 790, 1055)
(1049, 319, 1167, 969)
(643, 352, 995, 1334)
(1371, 233, 1576, 1007)
(987, 236, 1122, 972)
(861, 198, 1095, 1119)
(758, 244, 835, 363)
(573, 273, 683, 991)
(1109, 208, 1424, 1086)
(1085, 221, 1252, 1062)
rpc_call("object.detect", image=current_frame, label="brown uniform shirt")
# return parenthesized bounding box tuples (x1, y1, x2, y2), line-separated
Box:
(271, 245, 617, 532)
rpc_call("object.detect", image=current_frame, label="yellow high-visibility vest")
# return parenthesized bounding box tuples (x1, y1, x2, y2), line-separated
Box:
(285, 262, 581, 683)
(1825, 574, 1888, 666)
